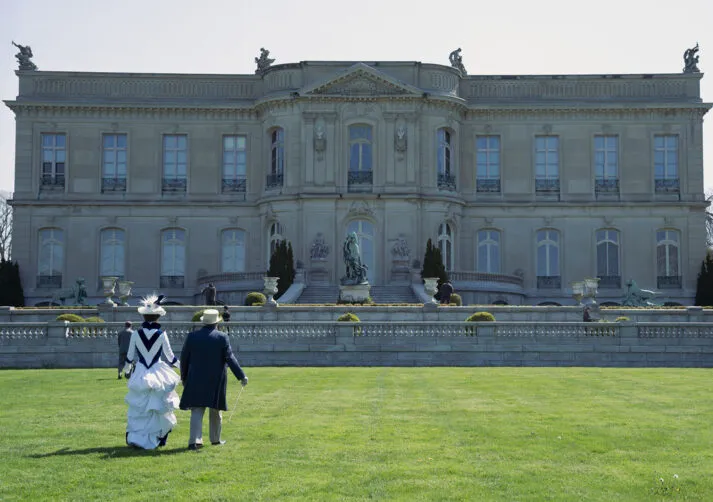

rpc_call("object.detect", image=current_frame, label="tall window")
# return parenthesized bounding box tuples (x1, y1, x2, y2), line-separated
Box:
(223, 135, 247, 193)
(438, 223, 454, 272)
(37, 228, 64, 288)
(476, 136, 500, 192)
(268, 222, 284, 265)
(594, 135, 619, 193)
(268, 128, 284, 189)
(161, 229, 185, 288)
(596, 229, 620, 288)
(100, 228, 125, 279)
(347, 220, 375, 284)
(535, 136, 559, 194)
(437, 129, 455, 191)
(654, 135, 679, 193)
(222, 229, 246, 273)
(536, 229, 560, 289)
(656, 229, 681, 289)
(348, 125, 373, 191)
(477, 230, 500, 273)
(102, 134, 127, 192)
(41, 133, 66, 188)
(162, 135, 187, 192)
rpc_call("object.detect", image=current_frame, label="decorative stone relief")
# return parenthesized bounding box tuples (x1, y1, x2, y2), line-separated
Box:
(168, 216, 178, 226)
(542, 124, 553, 134)
(394, 122, 407, 157)
(391, 236, 410, 258)
(311, 72, 411, 96)
(348, 200, 375, 218)
(664, 216, 673, 226)
(229, 216, 239, 225)
(543, 216, 553, 226)
(483, 124, 493, 134)
(602, 216, 614, 226)
(313, 119, 326, 160)
(310, 233, 330, 260)
(484, 217, 494, 226)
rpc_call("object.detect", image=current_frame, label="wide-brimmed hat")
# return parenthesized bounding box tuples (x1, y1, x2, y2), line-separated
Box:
(137, 294, 167, 316)
(200, 309, 221, 325)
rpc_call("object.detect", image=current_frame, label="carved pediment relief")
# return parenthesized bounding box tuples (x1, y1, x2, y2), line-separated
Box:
(348, 200, 375, 218)
(301, 63, 423, 98)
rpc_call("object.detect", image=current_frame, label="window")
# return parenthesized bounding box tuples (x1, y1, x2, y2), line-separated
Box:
(536, 229, 560, 289)
(347, 220, 375, 284)
(438, 223, 454, 272)
(477, 230, 500, 273)
(100, 228, 125, 279)
(594, 135, 619, 194)
(268, 222, 284, 265)
(37, 228, 64, 288)
(162, 135, 187, 192)
(222, 229, 246, 273)
(654, 135, 679, 193)
(41, 133, 66, 188)
(437, 129, 455, 191)
(656, 229, 681, 288)
(161, 229, 185, 288)
(267, 128, 284, 189)
(476, 136, 500, 192)
(535, 136, 559, 194)
(102, 134, 127, 192)
(222, 135, 247, 193)
(348, 124, 373, 191)
(596, 229, 620, 288)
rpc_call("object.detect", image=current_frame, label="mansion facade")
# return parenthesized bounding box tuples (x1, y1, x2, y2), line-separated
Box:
(4, 55, 711, 306)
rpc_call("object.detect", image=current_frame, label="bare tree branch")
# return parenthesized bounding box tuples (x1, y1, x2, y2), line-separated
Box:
(706, 190, 713, 249)
(0, 194, 12, 262)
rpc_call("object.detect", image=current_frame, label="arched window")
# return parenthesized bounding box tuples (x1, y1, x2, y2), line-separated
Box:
(536, 229, 560, 289)
(100, 228, 125, 279)
(161, 229, 185, 288)
(349, 125, 373, 172)
(437, 129, 455, 190)
(38, 228, 64, 288)
(656, 229, 681, 289)
(347, 219, 375, 284)
(596, 229, 620, 288)
(268, 222, 284, 265)
(477, 229, 500, 273)
(268, 128, 284, 189)
(222, 229, 246, 273)
(438, 222, 454, 272)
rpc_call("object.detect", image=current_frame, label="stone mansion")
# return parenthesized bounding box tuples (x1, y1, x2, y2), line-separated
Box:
(3, 50, 711, 306)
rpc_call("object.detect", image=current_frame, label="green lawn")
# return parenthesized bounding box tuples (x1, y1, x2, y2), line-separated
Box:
(1, 368, 712, 501)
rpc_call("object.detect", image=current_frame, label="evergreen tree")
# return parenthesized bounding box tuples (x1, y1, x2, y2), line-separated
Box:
(695, 250, 713, 306)
(421, 239, 449, 287)
(268, 240, 296, 299)
(0, 260, 24, 307)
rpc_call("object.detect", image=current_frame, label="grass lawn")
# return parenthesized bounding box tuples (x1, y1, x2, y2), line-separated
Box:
(1, 368, 712, 501)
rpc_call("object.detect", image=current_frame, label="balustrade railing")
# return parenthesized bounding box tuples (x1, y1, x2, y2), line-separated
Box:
(537, 276, 561, 289)
(265, 173, 283, 189)
(102, 177, 127, 192)
(37, 274, 62, 289)
(40, 174, 65, 188)
(162, 177, 187, 192)
(0, 323, 48, 340)
(597, 275, 621, 289)
(595, 177, 619, 194)
(657, 275, 682, 289)
(437, 173, 457, 191)
(655, 178, 680, 193)
(347, 171, 373, 192)
(535, 177, 560, 194)
(476, 178, 501, 193)
(160, 275, 185, 289)
(449, 271, 524, 287)
(196, 271, 265, 285)
(222, 176, 247, 193)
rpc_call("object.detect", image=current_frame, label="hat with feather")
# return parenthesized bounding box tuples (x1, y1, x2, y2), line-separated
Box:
(137, 293, 167, 316)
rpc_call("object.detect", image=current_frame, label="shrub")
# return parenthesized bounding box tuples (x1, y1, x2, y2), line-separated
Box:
(337, 296, 374, 305)
(83, 316, 105, 323)
(0, 260, 24, 307)
(449, 293, 463, 306)
(244, 292, 266, 306)
(615, 316, 630, 322)
(267, 240, 296, 299)
(421, 238, 449, 288)
(695, 250, 713, 306)
(56, 313, 85, 322)
(337, 312, 360, 322)
(465, 312, 496, 322)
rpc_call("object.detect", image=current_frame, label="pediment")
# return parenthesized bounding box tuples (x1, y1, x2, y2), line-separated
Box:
(300, 63, 423, 97)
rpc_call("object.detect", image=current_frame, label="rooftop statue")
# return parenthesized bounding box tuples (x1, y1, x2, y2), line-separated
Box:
(341, 232, 368, 285)
(12, 41, 38, 71)
(683, 43, 700, 73)
(255, 47, 275, 75)
(448, 48, 467, 75)
(622, 279, 660, 307)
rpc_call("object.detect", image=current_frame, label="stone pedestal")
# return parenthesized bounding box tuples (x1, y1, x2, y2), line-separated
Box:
(339, 283, 371, 303)
(390, 259, 410, 284)
(309, 259, 330, 285)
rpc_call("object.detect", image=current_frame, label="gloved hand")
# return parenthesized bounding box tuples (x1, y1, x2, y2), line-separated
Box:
(122, 362, 132, 375)
(241, 376, 248, 387)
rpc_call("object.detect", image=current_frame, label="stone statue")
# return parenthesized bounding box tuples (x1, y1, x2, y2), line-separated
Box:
(255, 47, 275, 74)
(391, 237, 410, 259)
(341, 232, 368, 285)
(12, 41, 38, 71)
(313, 122, 326, 155)
(51, 277, 88, 306)
(310, 233, 330, 260)
(394, 125, 407, 153)
(683, 43, 700, 73)
(622, 279, 660, 307)
(448, 48, 467, 75)
(74, 277, 88, 306)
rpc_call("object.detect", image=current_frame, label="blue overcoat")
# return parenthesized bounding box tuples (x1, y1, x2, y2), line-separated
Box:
(179, 326, 245, 411)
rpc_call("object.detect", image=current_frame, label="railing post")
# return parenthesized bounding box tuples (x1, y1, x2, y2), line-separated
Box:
(47, 321, 69, 345)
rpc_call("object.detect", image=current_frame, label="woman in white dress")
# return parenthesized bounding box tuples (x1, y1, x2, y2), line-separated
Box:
(123, 294, 181, 449)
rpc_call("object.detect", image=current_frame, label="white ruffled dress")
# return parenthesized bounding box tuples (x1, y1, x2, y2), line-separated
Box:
(124, 324, 181, 449)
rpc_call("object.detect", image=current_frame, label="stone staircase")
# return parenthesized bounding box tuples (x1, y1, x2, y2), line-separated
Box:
(295, 285, 340, 304)
(370, 286, 419, 304)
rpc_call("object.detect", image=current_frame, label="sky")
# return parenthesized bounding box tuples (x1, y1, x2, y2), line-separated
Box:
(1, 0, 713, 194)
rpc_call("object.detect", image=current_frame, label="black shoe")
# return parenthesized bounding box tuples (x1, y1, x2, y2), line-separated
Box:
(117, 375, 122, 379)
(211, 440, 226, 446)
(188, 443, 203, 451)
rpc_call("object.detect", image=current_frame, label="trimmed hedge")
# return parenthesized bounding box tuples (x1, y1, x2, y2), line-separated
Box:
(83, 316, 105, 323)
(56, 313, 85, 322)
(448, 293, 463, 306)
(337, 312, 361, 322)
(244, 292, 266, 306)
(465, 312, 496, 322)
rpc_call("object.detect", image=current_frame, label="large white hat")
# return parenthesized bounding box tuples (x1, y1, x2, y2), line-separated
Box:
(200, 309, 221, 325)
(137, 294, 167, 316)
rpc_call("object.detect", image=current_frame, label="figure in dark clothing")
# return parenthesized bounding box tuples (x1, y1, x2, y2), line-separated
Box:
(201, 283, 217, 305)
(117, 321, 133, 379)
(583, 307, 593, 322)
(439, 281, 454, 305)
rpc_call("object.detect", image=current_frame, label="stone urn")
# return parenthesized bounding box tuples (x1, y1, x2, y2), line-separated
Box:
(101, 276, 119, 306)
(423, 277, 439, 305)
(117, 280, 134, 306)
(571, 281, 584, 306)
(263, 276, 279, 307)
